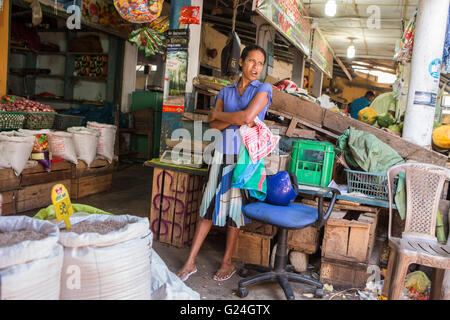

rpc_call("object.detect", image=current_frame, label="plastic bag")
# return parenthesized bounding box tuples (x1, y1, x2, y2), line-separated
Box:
(405, 271, 431, 294)
(179, 6, 200, 25)
(34, 203, 113, 221)
(86, 121, 117, 163)
(19, 129, 53, 171)
(67, 126, 100, 166)
(239, 117, 280, 163)
(48, 131, 78, 164)
(114, 0, 164, 24)
(30, 0, 42, 26)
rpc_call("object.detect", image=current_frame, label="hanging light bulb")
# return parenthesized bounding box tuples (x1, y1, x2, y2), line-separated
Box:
(325, 0, 337, 17)
(347, 40, 356, 59)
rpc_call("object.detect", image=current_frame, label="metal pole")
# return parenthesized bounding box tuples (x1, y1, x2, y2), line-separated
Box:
(402, 0, 449, 147)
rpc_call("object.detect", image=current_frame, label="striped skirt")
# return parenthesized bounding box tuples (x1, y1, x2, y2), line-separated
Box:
(199, 150, 251, 228)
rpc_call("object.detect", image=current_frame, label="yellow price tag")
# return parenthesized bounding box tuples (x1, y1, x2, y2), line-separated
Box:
(51, 184, 73, 229)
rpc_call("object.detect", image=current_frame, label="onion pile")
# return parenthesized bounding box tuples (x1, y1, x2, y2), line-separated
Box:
(0, 96, 55, 112)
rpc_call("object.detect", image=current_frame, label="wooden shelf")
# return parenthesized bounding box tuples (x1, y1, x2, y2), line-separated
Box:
(10, 46, 107, 57)
(9, 72, 65, 80)
(72, 76, 107, 82)
(119, 128, 152, 135)
(33, 96, 104, 105)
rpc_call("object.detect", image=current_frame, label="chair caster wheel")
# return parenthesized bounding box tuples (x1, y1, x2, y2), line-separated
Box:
(237, 287, 249, 298)
(314, 288, 324, 298)
(238, 268, 249, 277)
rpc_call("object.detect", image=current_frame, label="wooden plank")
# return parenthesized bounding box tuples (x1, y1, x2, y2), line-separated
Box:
(1, 190, 16, 216)
(21, 161, 72, 187)
(16, 179, 71, 213)
(190, 176, 201, 241)
(232, 230, 273, 267)
(320, 257, 369, 289)
(287, 226, 320, 254)
(286, 118, 299, 137)
(271, 90, 325, 126)
(159, 170, 178, 245)
(300, 198, 379, 213)
(184, 174, 196, 246)
(171, 172, 190, 248)
(0, 168, 20, 192)
(266, 123, 316, 139)
(71, 173, 112, 199)
(149, 167, 164, 239)
(347, 226, 371, 263)
(322, 108, 447, 166)
(72, 159, 115, 178)
(322, 224, 349, 258)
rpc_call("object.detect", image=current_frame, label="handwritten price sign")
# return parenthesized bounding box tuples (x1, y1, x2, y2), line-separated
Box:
(51, 184, 73, 229)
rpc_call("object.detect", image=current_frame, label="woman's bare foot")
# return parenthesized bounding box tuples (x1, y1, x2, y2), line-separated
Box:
(176, 263, 198, 281)
(213, 262, 236, 281)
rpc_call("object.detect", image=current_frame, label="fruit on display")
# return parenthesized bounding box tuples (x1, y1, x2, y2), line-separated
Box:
(358, 107, 378, 125)
(0, 95, 55, 112)
(432, 124, 450, 149)
(387, 123, 402, 133)
(376, 112, 395, 128)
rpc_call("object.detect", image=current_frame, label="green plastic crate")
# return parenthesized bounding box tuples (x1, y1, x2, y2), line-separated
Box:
(288, 140, 335, 187)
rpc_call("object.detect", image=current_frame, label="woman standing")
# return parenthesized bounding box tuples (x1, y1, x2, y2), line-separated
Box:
(176, 44, 272, 282)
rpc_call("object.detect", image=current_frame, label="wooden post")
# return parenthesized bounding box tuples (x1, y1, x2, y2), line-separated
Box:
(0, 0, 9, 97)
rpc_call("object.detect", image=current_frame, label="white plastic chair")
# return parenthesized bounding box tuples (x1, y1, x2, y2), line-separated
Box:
(383, 162, 450, 299)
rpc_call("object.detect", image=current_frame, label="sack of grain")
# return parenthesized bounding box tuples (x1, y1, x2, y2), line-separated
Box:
(0, 131, 35, 175)
(0, 216, 63, 300)
(67, 127, 100, 166)
(48, 131, 78, 164)
(86, 121, 117, 163)
(58, 214, 152, 300)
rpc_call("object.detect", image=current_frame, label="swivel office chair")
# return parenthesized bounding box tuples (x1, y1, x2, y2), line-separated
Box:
(236, 171, 340, 300)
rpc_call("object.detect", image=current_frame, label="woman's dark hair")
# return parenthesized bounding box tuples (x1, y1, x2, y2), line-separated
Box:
(240, 44, 267, 64)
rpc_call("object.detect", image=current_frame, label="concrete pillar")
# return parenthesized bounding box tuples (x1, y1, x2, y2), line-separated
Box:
(0, 0, 10, 97)
(251, 15, 275, 81)
(291, 49, 305, 87)
(402, 0, 450, 147)
(120, 42, 138, 113)
(311, 66, 323, 98)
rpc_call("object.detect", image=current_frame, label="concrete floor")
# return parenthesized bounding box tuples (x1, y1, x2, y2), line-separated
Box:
(62, 163, 331, 300)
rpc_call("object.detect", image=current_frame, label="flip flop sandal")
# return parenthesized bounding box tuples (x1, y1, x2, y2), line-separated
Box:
(180, 268, 197, 282)
(213, 268, 236, 282)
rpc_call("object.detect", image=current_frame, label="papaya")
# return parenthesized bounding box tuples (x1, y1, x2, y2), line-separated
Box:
(432, 124, 450, 149)
(377, 113, 395, 128)
(358, 107, 378, 125)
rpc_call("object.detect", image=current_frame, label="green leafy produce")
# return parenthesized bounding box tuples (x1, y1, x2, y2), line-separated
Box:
(377, 113, 395, 128)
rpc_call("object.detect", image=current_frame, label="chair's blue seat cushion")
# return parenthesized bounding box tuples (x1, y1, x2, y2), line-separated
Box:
(243, 202, 318, 229)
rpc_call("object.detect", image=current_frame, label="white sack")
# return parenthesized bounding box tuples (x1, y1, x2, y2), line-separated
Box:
(67, 127, 99, 166)
(0, 131, 35, 175)
(0, 216, 63, 300)
(58, 214, 152, 300)
(86, 121, 117, 163)
(150, 249, 200, 300)
(48, 131, 78, 164)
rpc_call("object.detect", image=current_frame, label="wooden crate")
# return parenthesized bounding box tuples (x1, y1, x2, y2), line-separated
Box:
(287, 226, 321, 254)
(149, 168, 206, 248)
(242, 220, 277, 236)
(71, 159, 115, 179)
(320, 257, 370, 289)
(70, 173, 113, 200)
(232, 230, 273, 267)
(1, 190, 16, 216)
(16, 179, 71, 213)
(321, 211, 378, 264)
(21, 160, 72, 187)
(0, 168, 20, 192)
